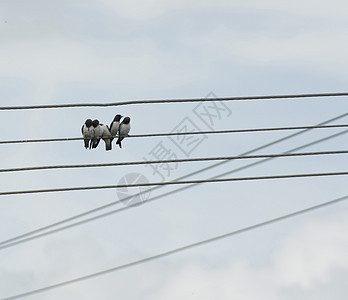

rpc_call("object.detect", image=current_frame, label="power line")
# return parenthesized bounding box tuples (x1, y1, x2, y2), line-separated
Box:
(1, 150, 347, 173)
(3, 194, 347, 300)
(0, 171, 347, 196)
(0, 92, 347, 111)
(1, 117, 346, 249)
(0, 137, 80, 145)
(1, 124, 347, 145)
(0, 95, 348, 253)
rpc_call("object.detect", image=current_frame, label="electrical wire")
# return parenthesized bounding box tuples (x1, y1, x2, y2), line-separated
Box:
(3, 194, 347, 300)
(1, 95, 347, 299)
(0, 150, 347, 173)
(1, 124, 347, 145)
(0, 92, 347, 111)
(1, 172, 347, 196)
(1, 116, 347, 250)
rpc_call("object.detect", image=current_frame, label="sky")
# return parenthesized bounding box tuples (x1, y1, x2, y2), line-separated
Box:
(0, 0, 348, 299)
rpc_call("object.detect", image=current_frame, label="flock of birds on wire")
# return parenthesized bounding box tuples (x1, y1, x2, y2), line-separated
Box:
(81, 114, 131, 151)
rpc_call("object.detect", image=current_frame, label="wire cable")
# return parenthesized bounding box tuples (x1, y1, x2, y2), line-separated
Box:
(1, 115, 347, 249)
(1, 124, 347, 145)
(3, 194, 347, 300)
(1, 172, 347, 196)
(0, 92, 347, 111)
(1, 150, 347, 173)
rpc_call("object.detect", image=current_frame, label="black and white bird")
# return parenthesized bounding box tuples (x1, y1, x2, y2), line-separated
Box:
(116, 116, 131, 148)
(100, 124, 112, 151)
(109, 114, 123, 142)
(91, 119, 103, 149)
(81, 119, 94, 149)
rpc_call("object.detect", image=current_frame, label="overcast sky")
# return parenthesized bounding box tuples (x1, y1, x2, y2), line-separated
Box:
(0, 1, 348, 299)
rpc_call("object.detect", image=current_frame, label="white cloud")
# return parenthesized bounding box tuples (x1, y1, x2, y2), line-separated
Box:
(154, 210, 348, 300)
(154, 261, 277, 300)
(98, 0, 348, 20)
(181, 26, 348, 72)
(2, 0, 348, 88)
(0, 34, 198, 90)
(273, 213, 348, 288)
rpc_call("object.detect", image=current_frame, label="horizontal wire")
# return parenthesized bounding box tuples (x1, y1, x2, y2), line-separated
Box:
(1, 124, 348, 145)
(0, 137, 80, 144)
(1, 150, 348, 173)
(1, 172, 347, 196)
(1, 116, 346, 250)
(4, 194, 348, 300)
(0, 92, 348, 111)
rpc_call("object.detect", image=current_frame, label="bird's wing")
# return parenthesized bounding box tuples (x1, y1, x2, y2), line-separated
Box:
(118, 123, 123, 135)
(102, 125, 111, 138)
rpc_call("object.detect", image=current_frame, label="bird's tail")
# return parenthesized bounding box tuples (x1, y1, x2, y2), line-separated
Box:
(104, 139, 112, 151)
(84, 139, 89, 149)
(92, 139, 100, 149)
(116, 137, 123, 148)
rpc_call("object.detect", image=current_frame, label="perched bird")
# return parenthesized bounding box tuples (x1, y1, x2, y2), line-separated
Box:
(81, 119, 94, 149)
(116, 116, 131, 148)
(91, 119, 103, 149)
(109, 114, 123, 141)
(100, 124, 112, 151)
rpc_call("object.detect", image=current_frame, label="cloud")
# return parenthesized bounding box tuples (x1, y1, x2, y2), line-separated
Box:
(154, 209, 348, 300)
(2, 0, 347, 91)
(98, 0, 348, 20)
(181, 26, 348, 71)
(273, 212, 348, 288)
(2, 0, 348, 90)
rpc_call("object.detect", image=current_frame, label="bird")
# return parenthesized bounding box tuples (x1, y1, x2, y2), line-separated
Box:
(100, 124, 112, 151)
(91, 119, 103, 149)
(109, 114, 123, 142)
(116, 116, 131, 148)
(81, 119, 94, 149)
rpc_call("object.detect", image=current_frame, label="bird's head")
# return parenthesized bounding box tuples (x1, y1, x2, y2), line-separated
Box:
(114, 114, 123, 122)
(92, 119, 99, 127)
(122, 117, 130, 124)
(85, 119, 93, 127)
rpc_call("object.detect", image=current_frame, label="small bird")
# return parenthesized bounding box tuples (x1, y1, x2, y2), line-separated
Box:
(100, 124, 112, 151)
(109, 114, 123, 142)
(91, 119, 103, 149)
(81, 119, 94, 149)
(116, 116, 131, 148)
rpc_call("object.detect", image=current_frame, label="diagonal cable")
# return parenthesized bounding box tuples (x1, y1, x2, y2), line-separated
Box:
(0, 113, 347, 249)
(3, 194, 348, 300)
